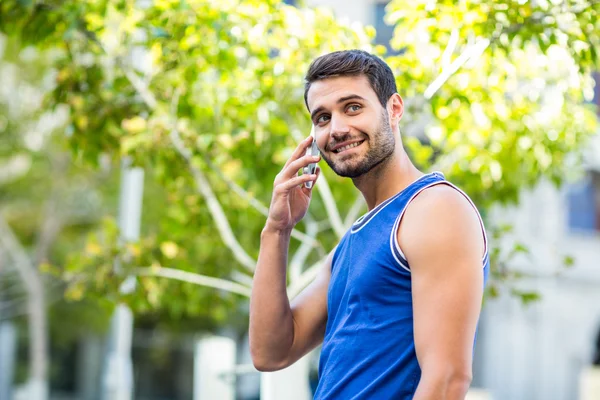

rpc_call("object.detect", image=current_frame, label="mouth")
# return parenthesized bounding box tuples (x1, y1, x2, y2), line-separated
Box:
(332, 140, 365, 154)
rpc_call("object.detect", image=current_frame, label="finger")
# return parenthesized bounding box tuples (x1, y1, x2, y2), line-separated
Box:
(301, 166, 321, 193)
(275, 173, 318, 193)
(281, 154, 320, 180)
(283, 135, 314, 169)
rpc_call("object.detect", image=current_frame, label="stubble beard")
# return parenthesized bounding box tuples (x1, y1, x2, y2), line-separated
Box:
(322, 111, 395, 179)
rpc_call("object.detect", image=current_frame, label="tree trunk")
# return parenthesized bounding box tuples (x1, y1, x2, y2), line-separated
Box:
(0, 217, 49, 400)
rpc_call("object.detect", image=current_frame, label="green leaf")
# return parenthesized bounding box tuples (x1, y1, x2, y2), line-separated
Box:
(563, 255, 575, 268)
(510, 289, 542, 306)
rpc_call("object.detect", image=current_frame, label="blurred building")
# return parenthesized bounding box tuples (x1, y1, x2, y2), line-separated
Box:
(478, 163, 600, 400)
(475, 75, 600, 399)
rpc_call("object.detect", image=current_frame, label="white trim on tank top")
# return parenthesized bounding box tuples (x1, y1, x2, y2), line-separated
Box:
(389, 181, 489, 273)
(350, 172, 442, 234)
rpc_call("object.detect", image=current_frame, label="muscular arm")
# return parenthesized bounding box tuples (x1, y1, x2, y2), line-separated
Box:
(398, 185, 485, 400)
(249, 239, 331, 371)
(249, 134, 331, 371)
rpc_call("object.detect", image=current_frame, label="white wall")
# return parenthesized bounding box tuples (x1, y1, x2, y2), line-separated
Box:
(479, 280, 600, 400)
(480, 179, 600, 400)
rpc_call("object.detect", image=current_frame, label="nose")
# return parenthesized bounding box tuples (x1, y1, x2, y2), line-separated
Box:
(329, 116, 351, 139)
(316, 115, 351, 152)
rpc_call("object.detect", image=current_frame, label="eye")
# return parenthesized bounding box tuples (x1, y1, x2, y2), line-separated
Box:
(316, 114, 330, 125)
(347, 104, 362, 113)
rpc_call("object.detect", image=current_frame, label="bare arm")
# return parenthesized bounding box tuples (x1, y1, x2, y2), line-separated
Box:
(250, 242, 331, 371)
(398, 185, 485, 399)
(249, 135, 330, 371)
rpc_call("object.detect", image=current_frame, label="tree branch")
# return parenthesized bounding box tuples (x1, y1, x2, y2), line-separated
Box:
(170, 129, 258, 273)
(0, 214, 36, 282)
(424, 38, 490, 99)
(441, 29, 459, 68)
(231, 271, 254, 287)
(289, 217, 319, 283)
(166, 90, 257, 273)
(343, 194, 366, 229)
(203, 156, 323, 251)
(287, 255, 328, 299)
(0, 213, 48, 388)
(314, 173, 346, 238)
(133, 266, 252, 298)
(0, 154, 32, 185)
(117, 71, 259, 273)
(122, 67, 157, 109)
(204, 156, 270, 216)
(34, 154, 69, 266)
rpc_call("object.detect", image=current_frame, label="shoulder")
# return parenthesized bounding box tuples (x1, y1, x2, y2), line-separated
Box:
(404, 183, 480, 224)
(397, 183, 484, 265)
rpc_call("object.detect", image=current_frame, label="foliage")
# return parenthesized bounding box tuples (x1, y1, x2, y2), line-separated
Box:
(0, 0, 374, 328)
(386, 0, 599, 207)
(0, 0, 598, 318)
(0, 34, 118, 340)
(384, 0, 600, 302)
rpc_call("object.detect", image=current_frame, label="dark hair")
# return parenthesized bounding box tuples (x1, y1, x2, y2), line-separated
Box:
(304, 50, 398, 110)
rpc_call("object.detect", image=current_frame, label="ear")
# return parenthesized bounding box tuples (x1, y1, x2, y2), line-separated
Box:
(387, 93, 404, 129)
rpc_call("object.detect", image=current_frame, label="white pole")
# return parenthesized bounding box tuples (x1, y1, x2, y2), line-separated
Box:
(101, 158, 144, 400)
(579, 366, 600, 400)
(260, 355, 312, 400)
(0, 322, 17, 400)
(194, 336, 236, 400)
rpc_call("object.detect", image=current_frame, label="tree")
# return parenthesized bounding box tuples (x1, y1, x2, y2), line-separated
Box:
(0, 35, 117, 399)
(1, 0, 375, 318)
(0, 36, 73, 399)
(0, 0, 599, 397)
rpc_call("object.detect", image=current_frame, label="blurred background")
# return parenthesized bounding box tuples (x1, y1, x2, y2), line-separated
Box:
(0, 0, 599, 399)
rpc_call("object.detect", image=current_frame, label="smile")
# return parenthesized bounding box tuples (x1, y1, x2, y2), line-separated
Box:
(334, 140, 365, 154)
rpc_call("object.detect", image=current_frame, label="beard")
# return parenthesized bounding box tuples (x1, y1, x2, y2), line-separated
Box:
(322, 111, 395, 178)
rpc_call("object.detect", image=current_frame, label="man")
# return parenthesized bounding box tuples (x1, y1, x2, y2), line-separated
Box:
(249, 50, 489, 399)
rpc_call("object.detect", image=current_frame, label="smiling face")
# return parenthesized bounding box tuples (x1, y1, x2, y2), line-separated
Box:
(306, 75, 396, 178)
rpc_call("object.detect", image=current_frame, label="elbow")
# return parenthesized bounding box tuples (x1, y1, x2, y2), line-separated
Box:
(249, 345, 288, 372)
(251, 354, 288, 372)
(419, 366, 472, 398)
(248, 328, 296, 372)
(252, 359, 281, 372)
(249, 343, 271, 372)
(443, 368, 472, 399)
(448, 369, 472, 393)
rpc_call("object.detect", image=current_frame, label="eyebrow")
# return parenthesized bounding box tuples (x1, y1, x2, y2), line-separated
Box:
(310, 94, 367, 121)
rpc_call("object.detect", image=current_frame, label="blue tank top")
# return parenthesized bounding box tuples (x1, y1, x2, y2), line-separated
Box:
(314, 172, 490, 399)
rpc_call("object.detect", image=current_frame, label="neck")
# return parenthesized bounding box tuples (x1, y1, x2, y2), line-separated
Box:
(352, 148, 423, 211)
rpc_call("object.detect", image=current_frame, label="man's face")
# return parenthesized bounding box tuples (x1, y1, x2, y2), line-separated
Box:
(306, 75, 395, 178)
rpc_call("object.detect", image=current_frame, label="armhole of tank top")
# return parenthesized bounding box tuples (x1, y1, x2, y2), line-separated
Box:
(330, 243, 341, 273)
(390, 181, 489, 273)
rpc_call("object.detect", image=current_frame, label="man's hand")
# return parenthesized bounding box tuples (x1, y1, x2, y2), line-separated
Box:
(265, 135, 321, 233)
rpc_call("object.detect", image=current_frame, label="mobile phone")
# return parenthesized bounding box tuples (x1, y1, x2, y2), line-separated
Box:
(303, 126, 320, 189)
